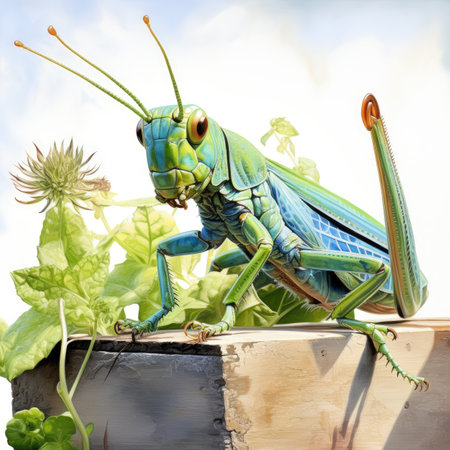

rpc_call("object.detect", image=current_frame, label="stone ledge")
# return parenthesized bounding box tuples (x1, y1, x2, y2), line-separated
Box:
(12, 319, 450, 449)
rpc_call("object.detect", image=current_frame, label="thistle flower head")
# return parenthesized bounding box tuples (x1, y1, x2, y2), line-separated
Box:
(11, 140, 110, 212)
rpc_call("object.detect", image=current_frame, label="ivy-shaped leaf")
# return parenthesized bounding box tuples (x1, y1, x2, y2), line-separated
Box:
(5, 408, 45, 450)
(42, 415, 76, 445)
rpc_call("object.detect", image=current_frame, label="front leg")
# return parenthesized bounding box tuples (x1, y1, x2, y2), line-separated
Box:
(117, 230, 215, 338)
(186, 213, 273, 340)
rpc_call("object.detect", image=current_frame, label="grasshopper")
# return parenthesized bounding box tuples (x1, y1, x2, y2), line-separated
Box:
(15, 16, 429, 390)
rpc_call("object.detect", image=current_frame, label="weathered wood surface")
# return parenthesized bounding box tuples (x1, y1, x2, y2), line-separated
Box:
(12, 319, 450, 449)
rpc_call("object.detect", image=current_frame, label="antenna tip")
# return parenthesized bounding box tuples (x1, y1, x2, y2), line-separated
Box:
(143, 15, 150, 24)
(48, 25, 57, 36)
(14, 40, 24, 47)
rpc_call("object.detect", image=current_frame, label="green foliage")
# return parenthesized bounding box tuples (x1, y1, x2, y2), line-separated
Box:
(5, 408, 76, 450)
(114, 206, 178, 265)
(5, 408, 45, 450)
(157, 272, 278, 329)
(269, 117, 299, 136)
(1, 200, 327, 382)
(258, 285, 328, 323)
(4, 126, 331, 448)
(0, 309, 60, 381)
(1, 204, 115, 380)
(294, 156, 320, 184)
(261, 116, 320, 183)
(0, 318, 8, 339)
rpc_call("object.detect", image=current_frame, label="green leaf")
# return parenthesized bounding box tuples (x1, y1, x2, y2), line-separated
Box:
(157, 272, 278, 329)
(0, 309, 61, 380)
(85, 422, 94, 436)
(260, 129, 274, 146)
(294, 156, 320, 183)
(93, 295, 123, 335)
(93, 231, 116, 255)
(160, 272, 231, 328)
(297, 156, 316, 169)
(72, 251, 110, 301)
(0, 317, 8, 339)
(42, 415, 76, 443)
(235, 285, 279, 327)
(270, 117, 299, 136)
(98, 259, 158, 331)
(5, 408, 45, 450)
(38, 205, 93, 269)
(101, 259, 157, 308)
(137, 281, 165, 323)
(116, 207, 178, 265)
(11, 251, 109, 330)
(37, 241, 68, 272)
(170, 253, 201, 283)
(258, 285, 328, 323)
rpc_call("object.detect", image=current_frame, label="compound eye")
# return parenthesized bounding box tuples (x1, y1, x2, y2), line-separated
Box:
(187, 109, 208, 145)
(136, 119, 146, 146)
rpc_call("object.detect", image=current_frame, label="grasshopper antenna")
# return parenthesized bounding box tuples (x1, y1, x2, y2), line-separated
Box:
(46, 26, 150, 120)
(143, 15, 184, 122)
(14, 36, 152, 122)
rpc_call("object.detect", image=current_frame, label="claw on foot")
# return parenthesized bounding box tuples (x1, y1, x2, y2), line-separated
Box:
(412, 379, 430, 392)
(114, 321, 124, 335)
(387, 327, 398, 340)
(184, 321, 209, 343)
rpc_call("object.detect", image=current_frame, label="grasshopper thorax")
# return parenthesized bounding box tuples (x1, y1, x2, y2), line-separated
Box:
(137, 104, 217, 207)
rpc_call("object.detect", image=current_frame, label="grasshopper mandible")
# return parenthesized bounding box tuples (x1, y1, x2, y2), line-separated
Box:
(15, 15, 429, 390)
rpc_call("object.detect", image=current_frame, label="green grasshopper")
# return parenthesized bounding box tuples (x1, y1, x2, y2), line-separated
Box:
(15, 16, 429, 390)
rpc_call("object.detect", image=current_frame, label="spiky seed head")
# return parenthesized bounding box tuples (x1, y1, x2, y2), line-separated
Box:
(11, 140, 110, 212)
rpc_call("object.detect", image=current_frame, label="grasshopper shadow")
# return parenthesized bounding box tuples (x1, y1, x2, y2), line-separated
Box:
(331, 340, 376, 450)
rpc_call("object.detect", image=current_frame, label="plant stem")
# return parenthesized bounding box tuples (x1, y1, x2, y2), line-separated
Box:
(69, 322, 97, 400)
(58, 298, 90, 450)
(98, 208, 112, 234)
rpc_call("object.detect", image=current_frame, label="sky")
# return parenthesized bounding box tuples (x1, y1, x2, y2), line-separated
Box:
(1, 0, 449, 444)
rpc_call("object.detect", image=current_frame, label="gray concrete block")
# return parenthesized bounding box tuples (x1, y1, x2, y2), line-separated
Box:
(11, 320, 450, 449)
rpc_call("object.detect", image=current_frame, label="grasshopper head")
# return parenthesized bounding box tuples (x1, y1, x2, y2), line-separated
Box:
(16, 20, 221, 209)
(136, 104, 217, 207)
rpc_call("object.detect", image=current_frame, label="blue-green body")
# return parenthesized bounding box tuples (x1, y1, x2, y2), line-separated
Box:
(139, 103, 425, 317)
(128, 98, 430, 389)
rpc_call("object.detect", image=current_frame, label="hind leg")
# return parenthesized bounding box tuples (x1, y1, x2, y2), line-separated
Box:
(337, 318, 429, 390)
(300, 249, 429, 389)
(362, 94, 428, 317)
